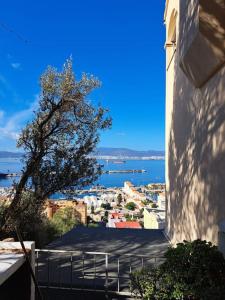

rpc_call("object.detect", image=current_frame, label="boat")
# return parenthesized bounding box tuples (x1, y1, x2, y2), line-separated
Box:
(105, 159, 126, 164)
(0, 172, 20, 178)
(0, 173, 7, 179)
(112, 160, 126, 164)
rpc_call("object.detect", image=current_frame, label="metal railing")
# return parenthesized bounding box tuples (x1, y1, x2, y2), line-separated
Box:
(35, 249, 165, 296)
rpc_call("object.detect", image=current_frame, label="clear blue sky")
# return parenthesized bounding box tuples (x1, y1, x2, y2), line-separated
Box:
(0, 0, 166, 151)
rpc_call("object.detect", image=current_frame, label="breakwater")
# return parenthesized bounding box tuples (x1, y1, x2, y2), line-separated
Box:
(103, 169, 146, 174)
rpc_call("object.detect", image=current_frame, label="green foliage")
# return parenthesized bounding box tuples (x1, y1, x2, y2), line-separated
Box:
(101, 203, 111, 210)
(131, 240, 225, 300)
(3, 58, 111, 230)
(51, 206, 78, 235)
(125, 202, 136, 211)
(131, 268, 158, 300)
(91, 205, 95, 214)
(151, 203, 158, 208)
(0, 192, 58, 247)
(125, 214, 137, 221)
(0, 203, 6, 223)
(88, 223, 100, 228)
(117, 194, 123, 205)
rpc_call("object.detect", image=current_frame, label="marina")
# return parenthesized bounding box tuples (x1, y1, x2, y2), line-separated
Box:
(0, 158, 165, 188)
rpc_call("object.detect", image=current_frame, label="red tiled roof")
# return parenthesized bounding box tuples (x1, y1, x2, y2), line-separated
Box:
(110, 212, 124, 219)
(115, 221, 141, 229)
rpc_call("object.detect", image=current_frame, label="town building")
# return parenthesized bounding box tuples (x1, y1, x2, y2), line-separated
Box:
(107, 211, 126, 228)
(164, 0, 225, 248)
(115, 221, 142, 229)
(45, 200, 87, 225)
(157, 192, 166, 210)
(144, 208, 165, 230)
(123, 181, 146, 203)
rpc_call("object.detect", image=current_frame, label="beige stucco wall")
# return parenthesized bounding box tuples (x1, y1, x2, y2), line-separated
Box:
(144, 209, 159, 229)
(165, 0, 225, 246)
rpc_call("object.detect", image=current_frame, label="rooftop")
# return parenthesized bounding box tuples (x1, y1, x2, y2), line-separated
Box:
(115, 221, 142, 229)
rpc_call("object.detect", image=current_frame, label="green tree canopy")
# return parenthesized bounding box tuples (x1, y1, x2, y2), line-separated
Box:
(125, 202, 136, 211)
(2, 58, 111, 230)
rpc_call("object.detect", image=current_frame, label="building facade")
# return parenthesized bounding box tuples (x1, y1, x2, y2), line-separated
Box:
(45, 200, 87, 225)
(165, 0, 225, 247)
(144, 208, 165, 230)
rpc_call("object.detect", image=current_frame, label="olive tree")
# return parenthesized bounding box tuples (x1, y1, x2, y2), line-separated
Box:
(2, 58, 111, 229)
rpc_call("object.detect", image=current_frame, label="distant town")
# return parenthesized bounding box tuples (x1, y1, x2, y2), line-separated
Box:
(0, 181, 165, 231)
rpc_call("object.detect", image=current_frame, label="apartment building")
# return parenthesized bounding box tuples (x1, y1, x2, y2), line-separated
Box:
(45, 200, 87, 225)
(144, 208, 165, 230)
(164, 0, 225, 248)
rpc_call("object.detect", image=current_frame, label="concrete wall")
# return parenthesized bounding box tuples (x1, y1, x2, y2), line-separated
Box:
(144, 208, 165, 230)
(165, 0, 225, 246)
(0, 242, 35, 300)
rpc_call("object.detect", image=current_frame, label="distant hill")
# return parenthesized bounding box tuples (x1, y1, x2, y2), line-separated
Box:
(0, 151, 23, 158)
(95, 147, 165, 158)
(0, 148, 165, 159)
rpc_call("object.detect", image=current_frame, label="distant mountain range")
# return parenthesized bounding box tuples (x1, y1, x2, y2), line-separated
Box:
(0, 151, 24, 158)
(0, 148, 165, 159)
(95, 147, 165, 159)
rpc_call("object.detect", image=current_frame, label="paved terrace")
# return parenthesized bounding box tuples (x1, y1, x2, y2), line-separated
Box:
(47, 226, 168, 255)
(36, 227, 169, 297)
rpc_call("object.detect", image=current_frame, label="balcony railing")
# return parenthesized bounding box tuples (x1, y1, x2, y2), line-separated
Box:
(35, 249, 165, 297)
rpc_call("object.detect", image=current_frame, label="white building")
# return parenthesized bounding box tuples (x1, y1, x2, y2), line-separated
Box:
(123, 181, 146, 202)
(107, 211, 126, 228)
(157, 192, 166, 210)
(144, 208, 165, 230)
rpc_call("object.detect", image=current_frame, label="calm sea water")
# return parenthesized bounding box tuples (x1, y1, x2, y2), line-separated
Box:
(0, 158, 165, 188)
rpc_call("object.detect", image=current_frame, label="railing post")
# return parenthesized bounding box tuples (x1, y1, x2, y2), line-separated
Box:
(82, 252, 85, 290)
(129, 257, 132, 294)
(70, 253, 73, 290)
(105, 254, 108, 294)
(117, 258, 120, 293)
(36, 251, 39, 282)
(47, 251, 50, 290)
(93, 254, 96, 290)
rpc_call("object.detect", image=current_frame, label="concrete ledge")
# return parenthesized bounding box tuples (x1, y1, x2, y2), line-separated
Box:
(0, 253, 25, 285)
(0, 241, 35, 300)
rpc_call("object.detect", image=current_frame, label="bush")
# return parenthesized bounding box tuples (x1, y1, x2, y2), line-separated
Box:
(131, 268, 158, 300)
(101, 203, 111, 210)
(51, 206, 78, 236)
(125, 202, 136, 211)
(131, 240, 225, 300)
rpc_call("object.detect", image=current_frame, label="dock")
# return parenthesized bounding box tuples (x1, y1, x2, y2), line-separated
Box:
(103, 169, 146, 174)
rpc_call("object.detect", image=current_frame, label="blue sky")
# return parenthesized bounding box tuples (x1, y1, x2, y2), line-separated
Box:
(0, 0, 165, 151)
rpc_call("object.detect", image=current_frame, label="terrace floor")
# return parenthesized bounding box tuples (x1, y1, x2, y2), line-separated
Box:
(37, 227, 169, 299)
(46, 226, 169, 256)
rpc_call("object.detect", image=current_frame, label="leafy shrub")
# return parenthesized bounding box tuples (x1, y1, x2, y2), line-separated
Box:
(51, 206, 78, 236)
(101, 203, 111, 210)
(125, 202, 136, 211)
(131, 268, 158, 300)
(131, 240, 225, 300)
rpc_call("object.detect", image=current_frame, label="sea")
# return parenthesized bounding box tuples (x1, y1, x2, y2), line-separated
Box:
(0, 158, 165, 189)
